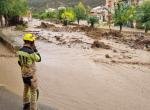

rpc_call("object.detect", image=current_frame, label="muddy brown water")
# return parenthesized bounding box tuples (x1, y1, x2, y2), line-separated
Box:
(1, 41, 150, 110)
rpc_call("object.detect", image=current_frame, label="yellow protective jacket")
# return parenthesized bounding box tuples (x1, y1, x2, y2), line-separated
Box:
(18, 44, 41, 77)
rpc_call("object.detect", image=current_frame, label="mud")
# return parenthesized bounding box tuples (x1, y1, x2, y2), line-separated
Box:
(1, 19, 150, 109)
(103, 31, 150, 50)
(1, 39, 150, 110)
(0, 42, 22, 95)
(36, 21, 150, 51)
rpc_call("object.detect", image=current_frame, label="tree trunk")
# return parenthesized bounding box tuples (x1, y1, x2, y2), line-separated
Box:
(109, 24, 111, 32)
(0, 15, 3, 27)
(77, 19, 80, 25)
(91, 22, 94, 28)
(10, 16, 20, 25)
(120, 24, 122, 33)
(63, 20, 68, 26)
(145, 26, 148, 33)
(4, 15, 9, 26)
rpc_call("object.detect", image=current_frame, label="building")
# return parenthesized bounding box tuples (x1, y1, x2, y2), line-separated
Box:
(90, 0, 145, 23)
(91, 6, 108, 22)
(105, 0, 144, 7)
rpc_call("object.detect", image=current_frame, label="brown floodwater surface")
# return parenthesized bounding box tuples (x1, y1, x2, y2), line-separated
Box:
(1, 41, 150, 110)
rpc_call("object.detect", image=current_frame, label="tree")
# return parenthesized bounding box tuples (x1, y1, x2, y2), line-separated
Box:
(10, 0, 28, 16)
(9, 0, 28, 25)
(87, 16, 99, 28)
(57, 7, 66, 21)
(39, 12, 48, 20)
(114, 1, 136, 32)
(0, 0, 28, 27)
(137, 1, 150, 33)
(61, 8, 76, 26)
(0, 0, 12, 26)
(74, 2, 87, 25)
(47, 11, 57, 21)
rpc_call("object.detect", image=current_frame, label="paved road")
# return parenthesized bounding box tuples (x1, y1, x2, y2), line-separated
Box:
(1, 41, 150, 110)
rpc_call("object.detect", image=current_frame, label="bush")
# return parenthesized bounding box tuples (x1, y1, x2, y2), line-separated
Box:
(32, 13, 40, 19)
(57, 7, 66, 21)
(47, 11, 57, 21)
(39, 12, 48, 20)
(136, 20, 145, 29)
(61, 8, 76, 26)
(87, 16, 99, 28)
(136, 1, 150, 33)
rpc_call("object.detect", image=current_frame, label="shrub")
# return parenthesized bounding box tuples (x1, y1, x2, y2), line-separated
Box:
(39, 12, 48, 20)
(87, 16, 99, 28)
(136, 1, 150, 33)
(61, 8, 76, 26)
(32, 13, 40, 19)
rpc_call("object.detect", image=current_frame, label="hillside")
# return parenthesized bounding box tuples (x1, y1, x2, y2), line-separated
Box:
(29, 0, 106, 11)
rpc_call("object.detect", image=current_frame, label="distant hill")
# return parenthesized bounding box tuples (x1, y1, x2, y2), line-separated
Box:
(29, 0, 106, 11)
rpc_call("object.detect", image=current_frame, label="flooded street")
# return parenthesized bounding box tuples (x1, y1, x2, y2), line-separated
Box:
(1, 40, 150, 110)
(0, 42, 23, 95)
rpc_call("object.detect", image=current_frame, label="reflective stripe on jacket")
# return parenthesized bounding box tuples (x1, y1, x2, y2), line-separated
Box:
(18, 45, 41, 77)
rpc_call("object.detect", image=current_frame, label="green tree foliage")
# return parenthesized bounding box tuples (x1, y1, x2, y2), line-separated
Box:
(0, 0, 28, 26)
(57, 7, 66, 21)
(136, 1, 150, 33)
(47, 11, 57, 20)
(10, 0, 28, 16)
(61, 8, 76, 26)
(114, 1, 136, 32)
(39, 12, 48, 20)
(32, 12, 40, 19)
(74, 2, 87, 24)
(0, 0, 11, 15)
(87, 16, 99, 28)
(37, 10, 57, 21)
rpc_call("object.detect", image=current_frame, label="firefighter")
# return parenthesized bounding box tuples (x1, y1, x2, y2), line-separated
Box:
(18, 33, 41, 110)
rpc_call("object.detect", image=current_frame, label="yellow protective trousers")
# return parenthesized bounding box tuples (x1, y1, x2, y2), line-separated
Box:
(23, 76, 38, 110)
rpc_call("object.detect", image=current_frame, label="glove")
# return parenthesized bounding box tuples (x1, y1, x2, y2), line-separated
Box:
(33, 47, 38, 52)
(18, 61, 21, 67)
(37, 53, 41, 62)
(31, 45, 38, 52)
(30, 42, 38, 52)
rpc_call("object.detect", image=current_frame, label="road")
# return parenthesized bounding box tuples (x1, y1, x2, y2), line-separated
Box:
(0, 40, 150, 110)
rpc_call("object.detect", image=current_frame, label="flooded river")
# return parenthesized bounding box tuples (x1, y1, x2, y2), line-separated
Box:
(1, 41, 150, 110)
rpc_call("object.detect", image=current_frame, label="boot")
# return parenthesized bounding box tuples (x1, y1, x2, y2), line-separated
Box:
(23, 103, 30, 110)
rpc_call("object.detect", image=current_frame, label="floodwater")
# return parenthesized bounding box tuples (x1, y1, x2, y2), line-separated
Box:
(1, 41, 150, 110)
(0, 42, 23, 95)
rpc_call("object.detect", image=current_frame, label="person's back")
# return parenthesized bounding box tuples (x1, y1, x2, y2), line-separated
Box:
(18, 44, 41, 77)
(18, 33, 41, 110)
